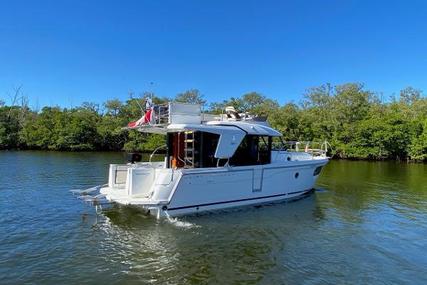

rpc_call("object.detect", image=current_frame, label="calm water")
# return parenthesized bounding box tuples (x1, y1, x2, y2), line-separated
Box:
(1, 151, 426, 284)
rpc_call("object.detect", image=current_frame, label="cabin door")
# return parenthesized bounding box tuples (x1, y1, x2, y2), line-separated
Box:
(253, 168, 263, 192)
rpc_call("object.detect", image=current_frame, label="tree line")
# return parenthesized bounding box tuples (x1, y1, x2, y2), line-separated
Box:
(0, 83, 426, 161)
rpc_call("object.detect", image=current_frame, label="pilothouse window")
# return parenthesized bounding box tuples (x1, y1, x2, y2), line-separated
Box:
(272, 136, 287, 151)
(167, 132, 273, 168)
(230, 135, 272, 166)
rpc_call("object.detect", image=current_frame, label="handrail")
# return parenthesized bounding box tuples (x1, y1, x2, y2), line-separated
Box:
(280, 140, 330, 158)
(149, 144, 167, 163)
(304, 140, 329, 157)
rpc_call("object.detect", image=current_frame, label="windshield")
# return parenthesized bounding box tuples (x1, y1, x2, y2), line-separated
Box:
(271, 136, 287, 151)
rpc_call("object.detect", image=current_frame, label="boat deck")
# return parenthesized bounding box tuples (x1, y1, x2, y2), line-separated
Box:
(100, 187, 164, 206)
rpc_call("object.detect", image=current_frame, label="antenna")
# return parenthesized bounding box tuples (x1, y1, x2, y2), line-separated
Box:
(150, 82, 154, 102)
(129, 91, 144, 116)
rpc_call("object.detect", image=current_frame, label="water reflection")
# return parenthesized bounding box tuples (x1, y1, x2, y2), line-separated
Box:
(94, 195, 321, 284)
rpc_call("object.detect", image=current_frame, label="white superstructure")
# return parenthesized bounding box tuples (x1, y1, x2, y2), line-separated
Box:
(72, 102, 329, 218)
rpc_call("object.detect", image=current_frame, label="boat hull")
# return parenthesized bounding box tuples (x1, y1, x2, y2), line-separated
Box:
(160, 188, 314, 217)
(101, 158, 328, 218)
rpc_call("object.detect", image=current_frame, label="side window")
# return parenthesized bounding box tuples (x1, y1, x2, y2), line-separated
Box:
(258, 136, 271, 164)
(230, 135, 271, 166)
(229, 136, 253, 166)
(198, 132, 220, 168)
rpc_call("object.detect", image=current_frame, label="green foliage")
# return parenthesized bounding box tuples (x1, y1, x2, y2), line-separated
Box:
(0, 106, 26, 149)
(0, 84, 426, 161)
(269, 103, 302, 141)
(175, 89, 206, 105)
(96, 115, 127, 150)
(104, 99, 123, 117)
(409, 118, 427, 160)
(208, 92, 279, 116)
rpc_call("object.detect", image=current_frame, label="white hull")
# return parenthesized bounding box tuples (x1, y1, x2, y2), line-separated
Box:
(100, 157, 328, 218)
(161, 188, 314, 217)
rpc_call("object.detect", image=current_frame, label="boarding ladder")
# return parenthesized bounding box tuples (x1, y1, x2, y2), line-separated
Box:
(183, 131, 195, 168)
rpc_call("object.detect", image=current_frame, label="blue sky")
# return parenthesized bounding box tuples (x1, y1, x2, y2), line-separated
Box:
(1, 0, 426, 108)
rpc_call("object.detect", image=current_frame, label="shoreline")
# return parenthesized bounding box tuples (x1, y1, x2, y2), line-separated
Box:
(1, 149, 425, 163)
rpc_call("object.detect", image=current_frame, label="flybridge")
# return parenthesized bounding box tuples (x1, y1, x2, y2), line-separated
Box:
(125, 102, 279, 136)
(125, 102, 202, 133)
(126, 102, 205, 134)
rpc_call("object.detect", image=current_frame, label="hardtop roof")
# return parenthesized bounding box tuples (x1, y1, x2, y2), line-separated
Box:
(166, 120, 281, 137)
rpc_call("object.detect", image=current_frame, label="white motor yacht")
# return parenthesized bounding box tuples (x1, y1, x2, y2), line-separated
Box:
(72, 102, 329, 218)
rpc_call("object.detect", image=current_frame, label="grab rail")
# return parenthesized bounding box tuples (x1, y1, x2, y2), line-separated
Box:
(303, 140, 330, 157)
(149, 144, 167, 163)
(281, 140, 331, 157)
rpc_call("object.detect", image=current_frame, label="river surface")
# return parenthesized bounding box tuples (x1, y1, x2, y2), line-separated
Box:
(0, 151, 426, 284)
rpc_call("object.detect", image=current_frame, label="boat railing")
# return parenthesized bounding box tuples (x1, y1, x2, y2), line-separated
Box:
(283, 140, 330, 157)
(152, 104, 170, 125)
(129, 102, 273, 134)
(149, 144, 167, 163)
(129, 102, 202, 134)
